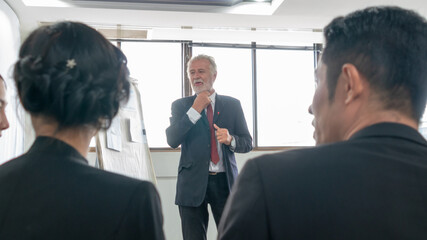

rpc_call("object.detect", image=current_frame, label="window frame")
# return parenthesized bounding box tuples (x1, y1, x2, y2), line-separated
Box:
(106, 39, 322, 151)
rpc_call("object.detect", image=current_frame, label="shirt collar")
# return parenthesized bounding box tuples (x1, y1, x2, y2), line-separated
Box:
(28, 136, 89, 164)
(209, 92, 217, 104)
(349, 122, 427, 146)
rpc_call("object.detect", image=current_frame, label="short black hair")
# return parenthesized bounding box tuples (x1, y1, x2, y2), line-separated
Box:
(322, 6, 427, 121)
(14, 21, 130, 130)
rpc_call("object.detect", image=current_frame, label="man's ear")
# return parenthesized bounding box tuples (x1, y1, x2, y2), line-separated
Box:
(341, 63, 365, 104)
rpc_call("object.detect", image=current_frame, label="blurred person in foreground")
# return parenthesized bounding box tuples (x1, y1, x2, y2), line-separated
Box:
(0, 21, 165, 240)
(218, 6, 427, 240)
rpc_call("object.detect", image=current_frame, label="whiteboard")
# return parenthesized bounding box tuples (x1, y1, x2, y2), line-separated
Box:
(96, 78, 157, 184)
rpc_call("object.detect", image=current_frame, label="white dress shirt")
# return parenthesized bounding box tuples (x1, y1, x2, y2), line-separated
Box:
(186, 92, 236, 172)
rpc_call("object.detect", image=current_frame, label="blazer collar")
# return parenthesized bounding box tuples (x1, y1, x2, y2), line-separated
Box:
(213, 94, 223, 123)
(27, 136, 88, 164)
(349, 122, 427, 146)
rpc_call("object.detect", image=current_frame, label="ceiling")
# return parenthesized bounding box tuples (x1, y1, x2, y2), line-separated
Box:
(4, 0, 427, 39)
(74, 0, 253, 6)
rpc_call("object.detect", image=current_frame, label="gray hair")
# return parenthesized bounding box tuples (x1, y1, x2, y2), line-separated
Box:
(187, 54, 217, 77)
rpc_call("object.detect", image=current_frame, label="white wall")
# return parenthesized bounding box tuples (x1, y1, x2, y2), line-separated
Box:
(0, 0, 24, 164)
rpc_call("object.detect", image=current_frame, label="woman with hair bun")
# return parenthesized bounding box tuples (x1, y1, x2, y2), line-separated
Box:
(0, 21, 165, 240)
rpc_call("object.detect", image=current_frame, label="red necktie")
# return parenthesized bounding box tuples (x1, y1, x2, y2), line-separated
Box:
(207, 104, 220, 164)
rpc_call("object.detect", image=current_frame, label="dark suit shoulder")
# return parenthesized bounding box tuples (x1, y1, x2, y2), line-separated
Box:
(217, 94, 241, 103)
(172, 95, 195, 105)
(235, 130, 427, 240)
(250, 135, 403, 167)
(115, 178, 165, 240)
(66, 160, 159, 205)
(1, 150, 156, 202)
(84, 163, 148, 185)
(0, 154, 28, 176)
(0, 150, 163, 239)
(249, 135, 427, 187)
(249, 143, 338, 168)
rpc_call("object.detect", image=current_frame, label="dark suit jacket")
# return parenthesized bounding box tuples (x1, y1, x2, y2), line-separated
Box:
(218, 123, 427, 240)
(0, 136, 165, 240)
(166, 94, 252, 207)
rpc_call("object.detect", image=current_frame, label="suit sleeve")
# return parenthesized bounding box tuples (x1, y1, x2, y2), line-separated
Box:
(165, 99, 196, 148)
(218, 159, 269, 240)
(230, 100, 253, 153)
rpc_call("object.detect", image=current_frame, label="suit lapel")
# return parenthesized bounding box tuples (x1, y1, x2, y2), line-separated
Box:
(213, 94, 223, 123)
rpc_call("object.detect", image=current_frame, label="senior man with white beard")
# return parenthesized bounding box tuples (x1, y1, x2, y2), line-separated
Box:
(166, 54, 253, 240)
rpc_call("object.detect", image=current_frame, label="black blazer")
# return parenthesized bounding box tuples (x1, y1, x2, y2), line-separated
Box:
(0, 136, 165, 240)
(166, 94, 252, 207)
(218, 123, 427, 240)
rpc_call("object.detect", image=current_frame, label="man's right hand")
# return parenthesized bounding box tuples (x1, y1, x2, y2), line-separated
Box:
(192, 91, 212, 113)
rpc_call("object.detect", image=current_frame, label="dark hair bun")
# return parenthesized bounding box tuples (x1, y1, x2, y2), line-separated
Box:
(14, 21, 130, 129)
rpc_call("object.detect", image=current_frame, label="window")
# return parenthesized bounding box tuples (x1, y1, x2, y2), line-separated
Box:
(116, 40, 317, 149)
(103, 39, 427, 148)
(192, 47, 254, 138)
(256, 49, 315, 146)
(121, 42, 182, 148)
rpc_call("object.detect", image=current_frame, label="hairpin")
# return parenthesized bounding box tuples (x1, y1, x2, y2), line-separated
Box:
(66, 59, 76, 69)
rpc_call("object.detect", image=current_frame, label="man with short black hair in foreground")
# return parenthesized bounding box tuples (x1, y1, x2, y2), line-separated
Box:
(218, 6, 427, 240)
